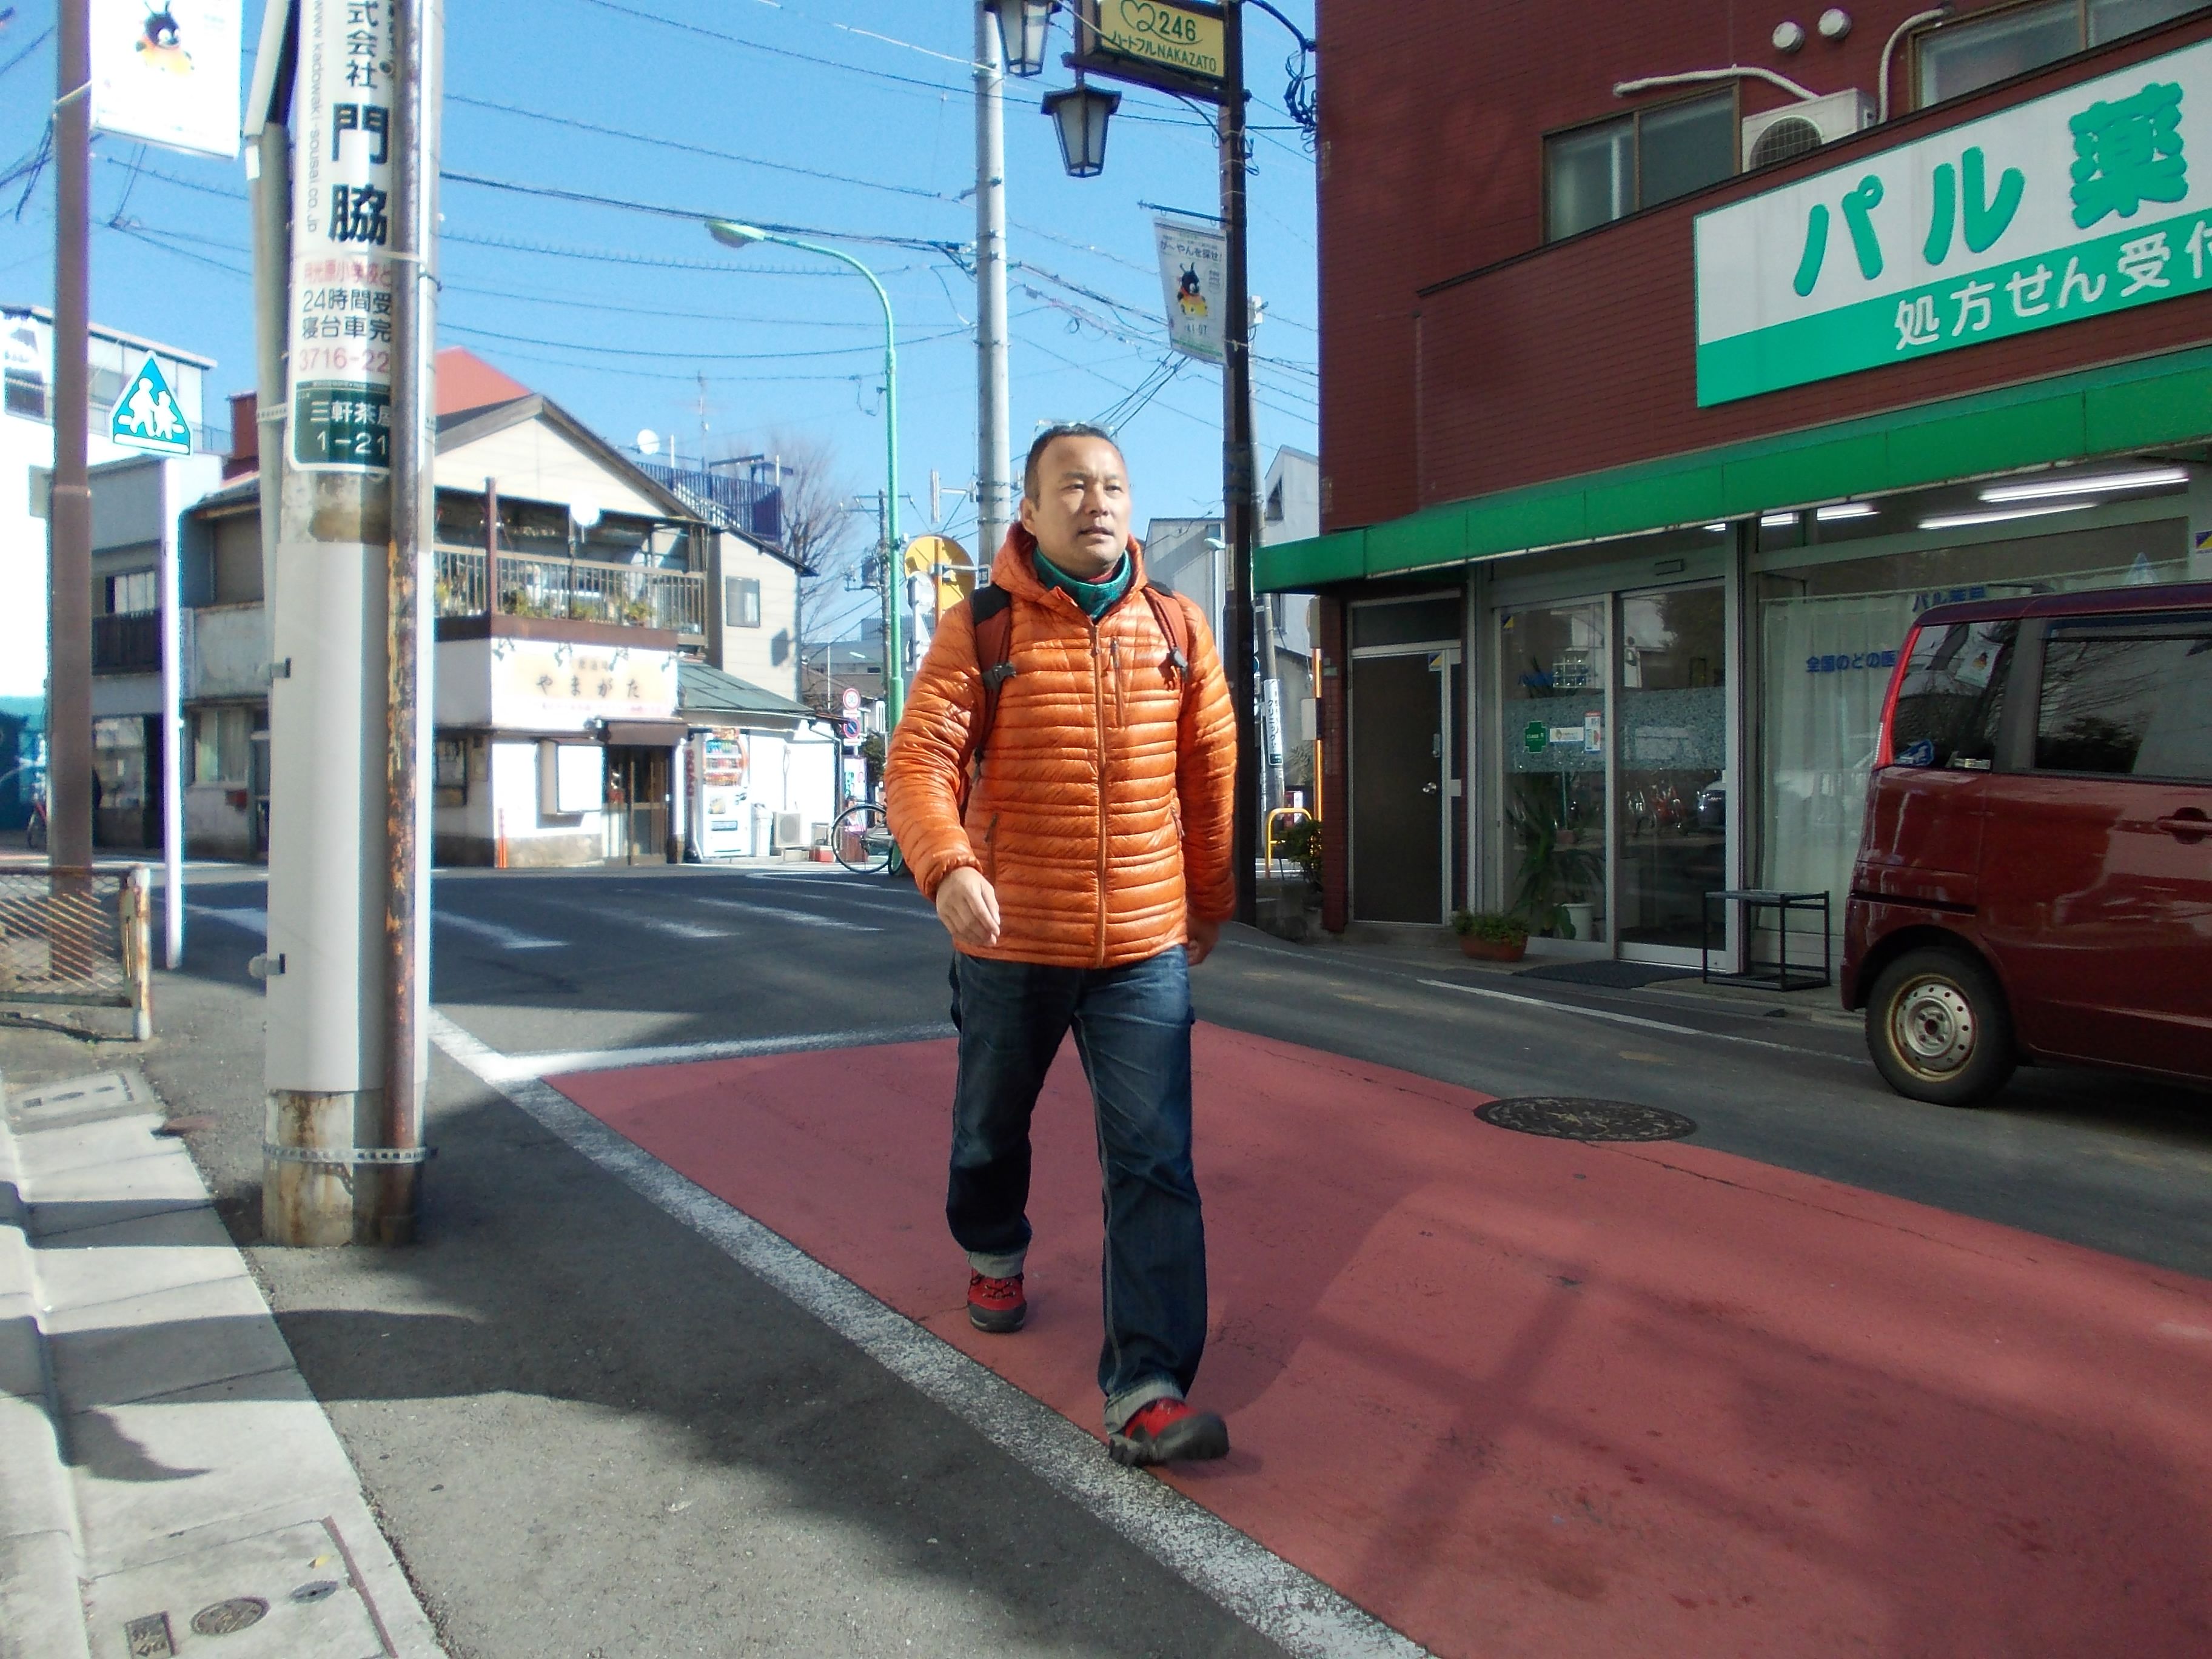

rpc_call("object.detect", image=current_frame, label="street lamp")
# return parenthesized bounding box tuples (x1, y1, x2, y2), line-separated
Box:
(705, 218, 907, 731)
(986, 0, 1056, 77)
(1043, 76, 1120, 177)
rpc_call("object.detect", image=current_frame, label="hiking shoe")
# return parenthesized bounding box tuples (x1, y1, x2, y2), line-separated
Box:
(967, 1272, 1027, 1333)
(1108, 1398, 1229, 1467)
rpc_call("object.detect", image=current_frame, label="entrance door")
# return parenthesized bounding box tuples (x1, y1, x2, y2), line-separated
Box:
(603, 746, 672, 865)
(1615, 585, 1729, 960)
(1351, 651, 1456, 921)
(1501, 602, 1609, 943)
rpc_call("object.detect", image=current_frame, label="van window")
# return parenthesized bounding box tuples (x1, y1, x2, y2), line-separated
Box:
(1890, 620, 2014, 769)
(2034, 614, 2212, 781)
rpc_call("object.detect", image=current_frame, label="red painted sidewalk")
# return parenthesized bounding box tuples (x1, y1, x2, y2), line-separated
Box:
(548, 1027, 2212, 1658)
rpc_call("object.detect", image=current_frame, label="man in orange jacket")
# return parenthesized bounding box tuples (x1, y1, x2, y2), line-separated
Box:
(885, 424, 1238, 1466)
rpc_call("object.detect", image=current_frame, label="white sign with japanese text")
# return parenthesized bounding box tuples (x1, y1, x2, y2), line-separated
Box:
(1697, 38, 2212, 405)
(286, 0, 398, 470)
(1155, 216, 1227, 363)
(89, 0, 240, 159)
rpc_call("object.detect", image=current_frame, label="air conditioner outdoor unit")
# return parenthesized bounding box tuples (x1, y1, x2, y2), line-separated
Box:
(1741, 90, 1875, 171)
(774, 811, 806, 849)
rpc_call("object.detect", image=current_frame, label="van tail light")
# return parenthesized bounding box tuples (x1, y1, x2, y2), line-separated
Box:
(1872, 627, 1915, 769)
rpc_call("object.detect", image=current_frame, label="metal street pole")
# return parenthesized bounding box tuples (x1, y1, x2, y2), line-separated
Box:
(705, 221, 903, 726)
(49, 0, 92, 877)
(974, 3, 1014, 561)
(263, 0, 427, 1245)
(1219, 0, 1261, 925)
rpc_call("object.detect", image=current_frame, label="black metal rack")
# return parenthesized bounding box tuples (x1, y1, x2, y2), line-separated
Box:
(1700, 889, 1832, 992)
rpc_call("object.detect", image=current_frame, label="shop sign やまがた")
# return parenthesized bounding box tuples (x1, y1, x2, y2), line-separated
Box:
(1697, 36, 2212, 406)
(490, 641, 677, 731)
(286, 0, 399, 470)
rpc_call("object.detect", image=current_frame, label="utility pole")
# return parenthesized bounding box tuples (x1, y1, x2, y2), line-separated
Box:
(49, 0, 92, 879)
(974, 2, 1014, 563)
(261, 0, 437, 1245)
(1218, 1, 1261, 925)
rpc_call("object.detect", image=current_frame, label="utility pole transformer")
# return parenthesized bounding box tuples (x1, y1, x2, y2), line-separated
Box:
(262, 0, 438, 1245)
(974, 4, 1014, 565)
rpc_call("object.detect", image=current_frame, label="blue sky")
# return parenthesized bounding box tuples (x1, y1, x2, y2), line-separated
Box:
(0, 1, 1318, 642)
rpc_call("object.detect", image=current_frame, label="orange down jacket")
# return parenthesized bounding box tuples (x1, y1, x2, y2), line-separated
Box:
(884, 526, 1238, 968)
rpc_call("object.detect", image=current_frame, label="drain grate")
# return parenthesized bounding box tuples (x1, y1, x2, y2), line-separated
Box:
(1475, 1096, 1696, 1142)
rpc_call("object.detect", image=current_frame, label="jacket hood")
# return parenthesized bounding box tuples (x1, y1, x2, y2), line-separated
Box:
(988, 523, 1148, 603)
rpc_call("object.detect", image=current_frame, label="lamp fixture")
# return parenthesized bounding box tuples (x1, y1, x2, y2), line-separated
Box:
(1044, 76, 1120, 178)
(1772, 20, 1807, 52)
(987, 0, 1056, 78)
(1814, 501, 1877, 520)
(1919, 501, 2099, 531)
(1818, 8, 1853, 40)
(1759, 509, 1800, 528)
(1979, 465, 2188, 503)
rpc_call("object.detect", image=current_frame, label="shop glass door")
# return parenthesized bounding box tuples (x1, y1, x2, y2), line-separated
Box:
(1615, 585, 1728, 959)
(1501, 602, 1608, 943)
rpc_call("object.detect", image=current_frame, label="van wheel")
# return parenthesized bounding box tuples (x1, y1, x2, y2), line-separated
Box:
(1866, 948, 2016, 1107)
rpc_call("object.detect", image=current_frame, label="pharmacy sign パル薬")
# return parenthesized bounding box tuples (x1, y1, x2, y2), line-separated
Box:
(1697, 38, 2212, 406)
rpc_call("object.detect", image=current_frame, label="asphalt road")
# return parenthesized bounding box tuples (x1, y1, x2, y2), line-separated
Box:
(110, 862, 2212, 1657)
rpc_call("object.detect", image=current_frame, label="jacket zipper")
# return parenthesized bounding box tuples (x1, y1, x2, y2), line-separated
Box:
(1091, 617, 1108, 967)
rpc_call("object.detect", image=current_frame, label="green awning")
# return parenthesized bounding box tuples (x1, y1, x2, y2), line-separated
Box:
(1257, 344, 2212, 592)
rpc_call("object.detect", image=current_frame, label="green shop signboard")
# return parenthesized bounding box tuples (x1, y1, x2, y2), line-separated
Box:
(1697, 37, 2212, 406)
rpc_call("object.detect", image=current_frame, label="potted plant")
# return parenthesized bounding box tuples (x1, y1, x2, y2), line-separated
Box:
(1506, 774, 1604, 938)
(1451, 909, 1529, 963)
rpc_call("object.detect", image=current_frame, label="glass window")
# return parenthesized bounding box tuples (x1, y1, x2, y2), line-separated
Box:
(2, 369, 45, 419)
(2090, 0, 2206, 45)
(1918, 1, 2207, 108)
(106, 570, 157, 615)
(726, 575, 762, 629)
(1891, 620, 2015, 771)
(1351, 595, 1461, 649)
(1546, 118, 1632, 240)
(190, 707, 252, 785)
(1545, 93, 1736, 241)
(2035, 614, 2212, 779)
(1638, 96, 1738, 210)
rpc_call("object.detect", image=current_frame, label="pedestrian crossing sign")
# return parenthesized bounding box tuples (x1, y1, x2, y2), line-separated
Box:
(109, 354, 192, 456)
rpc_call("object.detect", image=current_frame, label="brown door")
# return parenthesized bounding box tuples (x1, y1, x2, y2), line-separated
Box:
(1352, 653, 1444, 922)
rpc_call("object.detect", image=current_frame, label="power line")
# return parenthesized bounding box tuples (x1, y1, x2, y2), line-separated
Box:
(1, 24, 55, 81)
(442, 320, 971, 361)
(574, 0, 972, 97)
(441, 227, 925, 278)
(449, 94, 959, 203)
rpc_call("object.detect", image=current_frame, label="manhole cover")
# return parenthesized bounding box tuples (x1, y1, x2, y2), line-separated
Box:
(190, 1597, 269, 1635)
(1475, 1097, 1696, 1142)
(290, 1580, 341, 1604)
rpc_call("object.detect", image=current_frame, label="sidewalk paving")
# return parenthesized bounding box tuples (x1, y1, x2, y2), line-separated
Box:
(0, 1064, 440, 1659)
(543, 1024, 2212, 1659)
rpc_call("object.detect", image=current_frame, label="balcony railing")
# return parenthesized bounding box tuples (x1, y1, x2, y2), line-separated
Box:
(434, 546, 705, 637)
(92, 611, 160, 673)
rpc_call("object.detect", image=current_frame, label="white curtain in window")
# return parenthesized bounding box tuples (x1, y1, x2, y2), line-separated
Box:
(1760, 590, 1918, 915)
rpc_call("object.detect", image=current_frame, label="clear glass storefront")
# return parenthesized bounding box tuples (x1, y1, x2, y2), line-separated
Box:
(1501, 600, 1609, 942)
(1615, 586, 1728, 951)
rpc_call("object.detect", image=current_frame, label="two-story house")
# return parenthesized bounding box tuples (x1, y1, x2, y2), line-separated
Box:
(1268, 0, 2212, 962)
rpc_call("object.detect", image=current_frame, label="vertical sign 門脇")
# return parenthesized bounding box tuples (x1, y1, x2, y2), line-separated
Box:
(1155, 216, 1227, 364)
(287, 0, 398, 471)
(89, 0, 240, 159)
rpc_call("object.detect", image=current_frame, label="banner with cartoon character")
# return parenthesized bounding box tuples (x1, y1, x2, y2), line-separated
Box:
(1155, 215, 1227, 364)
(90, 0, 240, 159)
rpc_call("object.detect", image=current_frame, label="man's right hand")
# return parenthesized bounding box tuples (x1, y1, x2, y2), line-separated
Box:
(935, 865, 1002, 950)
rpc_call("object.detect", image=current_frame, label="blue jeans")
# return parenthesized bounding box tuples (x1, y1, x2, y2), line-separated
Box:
(947, 948, 1205, 1430)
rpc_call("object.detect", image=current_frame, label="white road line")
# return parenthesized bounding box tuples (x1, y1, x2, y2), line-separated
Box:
(551, 901, 729, 941)
(1416, 977, 1865, 1061)
(435, 912, 564, 951)
(426, 1010, 1424, 1659)
(460, 1022, 957, 1084)
(691, 896, 881, 933)
(187, 904, 268, 933)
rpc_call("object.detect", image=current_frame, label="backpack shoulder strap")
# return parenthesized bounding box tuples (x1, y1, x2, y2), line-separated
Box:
(967, 584, 1016, 765)
(1140, 583, 1193, 690)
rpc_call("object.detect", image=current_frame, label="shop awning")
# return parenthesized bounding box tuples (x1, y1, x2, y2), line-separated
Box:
(598, 718, 689, 747)
(1259, 344, 2212, 592)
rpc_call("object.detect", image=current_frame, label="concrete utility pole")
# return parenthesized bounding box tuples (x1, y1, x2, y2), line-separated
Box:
(974, 3, 1014, 563)
(49, 0, 93, 878)
(1218, 1, 1262, 925)
(246, 0, 293, 660)
(262, 0, 437, 1246)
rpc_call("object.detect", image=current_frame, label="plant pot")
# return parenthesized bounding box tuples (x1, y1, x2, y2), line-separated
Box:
(1458, 934, 1527, 963)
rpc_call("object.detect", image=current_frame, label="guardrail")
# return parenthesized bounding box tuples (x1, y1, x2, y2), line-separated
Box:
(0, 865, 153, 1038)
(432, 546, 705, 637)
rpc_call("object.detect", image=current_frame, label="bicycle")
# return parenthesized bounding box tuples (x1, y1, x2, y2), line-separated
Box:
(830, 801, 904, 877)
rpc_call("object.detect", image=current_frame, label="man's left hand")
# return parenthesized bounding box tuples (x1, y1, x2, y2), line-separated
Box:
(1186, 916, 1221, 966)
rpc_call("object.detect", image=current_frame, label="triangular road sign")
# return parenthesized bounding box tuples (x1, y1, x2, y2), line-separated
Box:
(109, 354, 193, 456)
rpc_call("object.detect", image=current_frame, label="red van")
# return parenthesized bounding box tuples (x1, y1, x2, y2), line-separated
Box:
(1842, 582, 2212, 1105)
